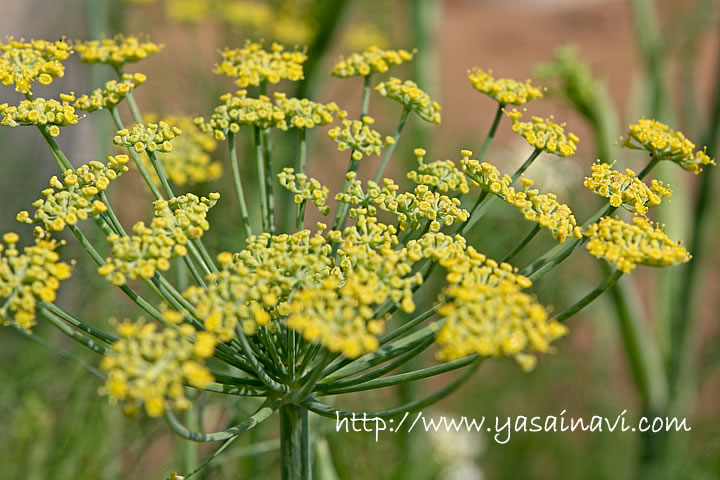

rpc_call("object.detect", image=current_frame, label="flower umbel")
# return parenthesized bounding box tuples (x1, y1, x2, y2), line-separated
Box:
(328, 113, 392, 160)
(0, 94, 79, 136)
(278, 168, 330, 215)
(74, 73, 147, 112)
(0, 37, 72, 93)
(507, 109, 579, 157)
(75, 35, 163, 68)
(113, 121, 182, 153)
(214, 40, 306, 87)
(467, 68, 544, 105)
(196, 90, 287, 140)
(585, 216, 691, 273)
(331, 46, 414, 78)
(375, 77, 442, 124)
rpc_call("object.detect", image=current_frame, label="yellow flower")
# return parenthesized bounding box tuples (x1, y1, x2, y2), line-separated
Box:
(75, 35, 163, 68)
(196, 90, 287, 140)
(278, 168, 331, 215)
(467, 68, 544, 105)
(0, 37, 72, 93)
(375, 78, 442, 124)
(74, 73, 146, 112)
(584, 216, 691, 273)
(622, 118, 715, 174)
(507, 109, 579, 157)
(18, 156, 129, 232)
(584, 160, 672, 215)
(0, 234, 73, 332)
(327, 112, 390, 159)
(113, 121, 182, 153)
(407, 149, 470, 194)
(0, 94, 79, 134)
(273, 93, 339, 129)
(332, 46, 414, 78)
(214, 40, 306, 87)
(99, 193, 219, 285)
(100, 317, 216, 417)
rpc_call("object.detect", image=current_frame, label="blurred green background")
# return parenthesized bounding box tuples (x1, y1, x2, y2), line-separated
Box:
(1, 0, 719, 478)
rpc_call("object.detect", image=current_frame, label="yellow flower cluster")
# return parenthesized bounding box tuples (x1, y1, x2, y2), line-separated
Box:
(74, 73, 146, 112)
(375, 78, 442, 124)
(17, 155, 129, 232)
(273, 93, 339, 129)
(141, 115, 222, 186)
(75, 35, 163, 68)
(403, 233, 565, 369)
(378, 182, 469, 232)
(214, 40, 306, 87)
(331, 46, 414, 78)
(584, 161, 672, 216)
(407, 148, 470, 194)
(0, 94, 79, 136)
(98, 193, 219, 285)
(277, 168, 330, 215)
(507, 109, 579, 157)
(0, 37, 72, 93)
(585, 216, 691, 274)
(460, 152, 581, 242)
(196, 90, 287, 140)
(113, 121, 182, 153)
(0, 233, 72, 332)
(220, 1, 314, 45)
(622, 118, 715, 174)
(328, 113, 392, 160)
(467, 68, 544, 105)
(100, 317, 216, 417)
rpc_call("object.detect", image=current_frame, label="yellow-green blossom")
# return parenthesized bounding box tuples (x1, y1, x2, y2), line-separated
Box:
(0, 37, 72, 93)
(0, 233, 72, 332)
(141, 115, 222, 186)
(98, 193, 219, 285)
(585, 216, 691, 273)
(507, 109, 579, 157)
(100, 317, 216, 417)
(407, 148, 470, 194)
(375, 78, 441, 124)
(622, 118, 715, 174)
(584, 160, 672, 215)
(274, 93, 339, 129)
(461, 151, 581, 242)
(17, 155, 129, 232)
(375, 182, 469, 232)
(113, 121, 182, 153)
(332, 46, 414, 78)
(214, 40, 306, 87)
(75, 35, 163, 68)
(74, 73, 146, 112)
(0, 94, 79, 136)
(327, 113, 392, 160)
(278, 168, 330, 215)
(196, 90, 287, 140)
(467, 68, 544, 105)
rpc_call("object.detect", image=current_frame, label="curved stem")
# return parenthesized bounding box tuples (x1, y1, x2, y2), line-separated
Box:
(511, 148, 542, 183)
(235, 326, 289, 394)
(552, 268, 624, 323)
(37, 125, 73, 170)
(501, 224, 541, 263)
(38, 304, 108, 355)
(373, 108, 411, 183)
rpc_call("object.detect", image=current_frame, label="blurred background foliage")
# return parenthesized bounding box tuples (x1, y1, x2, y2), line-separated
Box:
(0, 0, 719, 478)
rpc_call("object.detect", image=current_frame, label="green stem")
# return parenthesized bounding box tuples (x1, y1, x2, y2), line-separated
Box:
(511, 148, 542, 183)
(262, 128, 276, 234)
(125, 89, 144, 125)
(296, 129, 308, 231)
(280, 404, 311, 480)
(228, 132, 253, 239)
(39, 305, 108, 355)
(552, 268, 624, 323)
(476, 103, 504, 162)
(253, 127, 272, 233)
(360, 74, 372, 117)
(37, 126, 73, 171)
(501, 224, 541, 263)
(147, 150, 175, 199)
(373, 108, 411, 183)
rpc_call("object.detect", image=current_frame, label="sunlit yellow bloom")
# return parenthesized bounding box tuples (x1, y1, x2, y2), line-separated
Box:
(214, 40, 306, 87)
(75, 35, 163, 68)
(0, 234, 72, 332)
(584, 160, 672, 215)
(622, 118, 715, 174)
(0, 94, 79, 135)
(113, 121, 182, 153)
(584, 216, 691, 273)
(507, 109, 578, 157)
(274, 93, 339, 129)
(0, 37, 72, 93)
(278, 168, 330, 215)
(74, 73, 146, 112)
(140, 114, 221, 186)
(467, 68, 544, 105)
(332, 46, 414, 78)
(328, 112, 391, 160)
(18, 155, 129, 232)
(407, 149, 470, 194)
(100, 317, 216, 417)
(99, 193, 219, 285)
(196, 90, 287, 140)
(375, 77, 442, 124)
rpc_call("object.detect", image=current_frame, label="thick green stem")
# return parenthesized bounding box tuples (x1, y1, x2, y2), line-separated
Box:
(253, 127, 273, 233)
(228, 132, 253, 239)
(38, 126, 73, 171)
(147, 150, 175, 199)
(476, 103, 504, 162)
(373, 108, 411, 183)
(280, 404, 311, 480)
(552, 268, 624, 322)
(501, 224, 541, 263)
